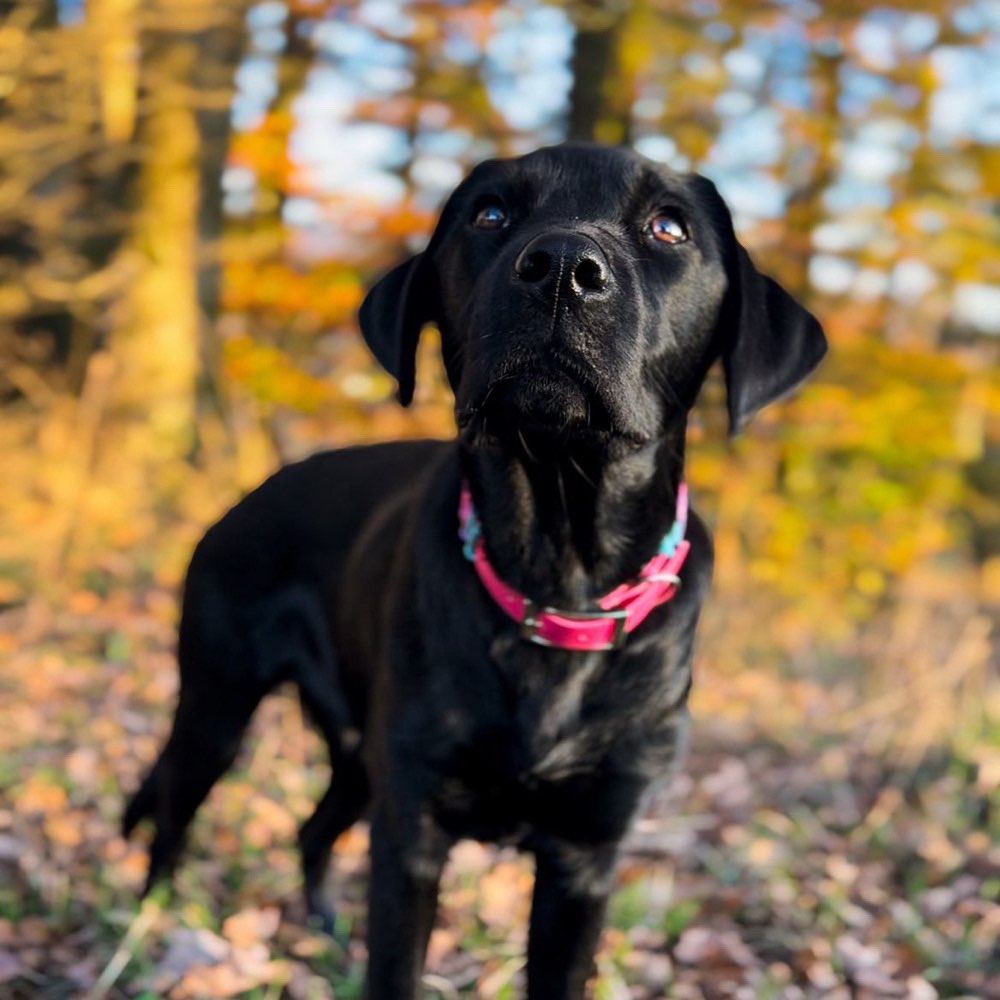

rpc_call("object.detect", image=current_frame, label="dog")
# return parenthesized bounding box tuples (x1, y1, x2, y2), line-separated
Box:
(123, 143, 826, 998)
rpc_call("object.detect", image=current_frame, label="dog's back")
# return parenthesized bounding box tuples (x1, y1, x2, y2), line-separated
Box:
(122, 437, 448, 898)
(186, 439, 449, 614)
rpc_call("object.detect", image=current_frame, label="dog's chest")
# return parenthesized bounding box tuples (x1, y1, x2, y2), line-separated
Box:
(426, 645, 650, 843)
(429, 731, 613, 846)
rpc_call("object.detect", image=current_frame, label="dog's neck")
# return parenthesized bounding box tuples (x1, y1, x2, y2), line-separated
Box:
(461, 422, 687, 608)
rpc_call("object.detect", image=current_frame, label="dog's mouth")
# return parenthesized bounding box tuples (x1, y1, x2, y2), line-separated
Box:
(457, 360, 647, 448)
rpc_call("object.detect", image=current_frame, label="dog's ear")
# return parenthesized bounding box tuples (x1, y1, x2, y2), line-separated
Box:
(720, 243, 827, 435)
(690, 174, 826, 433)
(358, 252, 436, 407)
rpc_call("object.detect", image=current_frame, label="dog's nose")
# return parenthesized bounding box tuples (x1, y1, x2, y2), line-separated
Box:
(514, 233, 610, 298)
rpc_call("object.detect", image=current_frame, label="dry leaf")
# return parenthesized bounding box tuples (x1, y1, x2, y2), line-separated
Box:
(222, 906, 281, 949)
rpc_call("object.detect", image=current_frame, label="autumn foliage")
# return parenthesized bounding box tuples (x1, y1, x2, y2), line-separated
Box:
(0, 1, 996, 997)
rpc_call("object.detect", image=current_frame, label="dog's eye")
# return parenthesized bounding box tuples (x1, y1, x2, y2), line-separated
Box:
(647, 213, 688, 245)
(473, 203, 508, 230)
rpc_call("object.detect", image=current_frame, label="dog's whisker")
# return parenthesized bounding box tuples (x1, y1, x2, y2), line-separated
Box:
(652, 367, 686, 414)
(555, 463, 569, 523)
(568, 455, 597, 489)
(517, 429, 538, 464)
(478, 384, 497, 411)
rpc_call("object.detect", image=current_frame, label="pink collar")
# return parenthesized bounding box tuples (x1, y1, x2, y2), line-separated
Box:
(458, 482, 690, 651)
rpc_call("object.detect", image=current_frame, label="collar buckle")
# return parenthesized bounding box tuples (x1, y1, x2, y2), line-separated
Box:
(520, 600, 629, 650)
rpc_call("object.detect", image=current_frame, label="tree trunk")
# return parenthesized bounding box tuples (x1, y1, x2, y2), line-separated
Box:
(781, 48, 840, 292)
(110, 0, 247, 458)
(567, 1, 630, 144)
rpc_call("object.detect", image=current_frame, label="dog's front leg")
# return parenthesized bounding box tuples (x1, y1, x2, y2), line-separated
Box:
(364, 803, 451, 999)
(526, 840, 618, 1000)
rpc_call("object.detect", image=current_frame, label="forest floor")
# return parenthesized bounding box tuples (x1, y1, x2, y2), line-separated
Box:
(0, 582, 995, 1000)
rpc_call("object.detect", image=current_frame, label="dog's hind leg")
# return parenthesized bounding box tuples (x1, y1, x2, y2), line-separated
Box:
(122, 759, 161, 839)
(285, 591, 369, 928)
(141, 680, 265, 894)
(296, 752, 369, 930)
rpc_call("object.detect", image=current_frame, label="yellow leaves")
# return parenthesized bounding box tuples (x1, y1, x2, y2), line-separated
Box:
(0, 5, 995, 993)
(89, 0, 139, 142)
(976, 147, 1000, 198)
(981, 556, 1000, 605)
(0, 22, 27, 78)
(223, 335, 330, 413)
(687, 449, 726, 492)
(854, 568, 886, 598)
(0, 576, 24, 607)
(688, 330, 985, 660)
(673, 121, 714, 162)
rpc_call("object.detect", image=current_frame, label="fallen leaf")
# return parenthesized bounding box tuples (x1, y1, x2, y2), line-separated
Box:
(478, 861, 533, 930)
(222, 906, 281, 949)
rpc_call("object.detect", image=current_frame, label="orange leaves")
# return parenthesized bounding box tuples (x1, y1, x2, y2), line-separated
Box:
(229, 111, 296, 193)
(243, 797, 298, 850)
(44, 810, 85, 849)
(375, 202, 437, 242)
(222, 261, 362, 325)
(221, 906, 281, 948)
(477, 859, 534, 931)
(15, 774, 68, 816)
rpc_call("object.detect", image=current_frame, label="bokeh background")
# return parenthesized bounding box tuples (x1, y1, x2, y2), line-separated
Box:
(0, 1, 996, 997)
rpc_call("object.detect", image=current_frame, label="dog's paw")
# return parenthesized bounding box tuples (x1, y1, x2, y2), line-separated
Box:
(303, 884, 337, 936)
(305, 900, 337, 937)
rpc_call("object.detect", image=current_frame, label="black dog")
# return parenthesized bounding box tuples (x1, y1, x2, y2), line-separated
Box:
(124, 143, 825, 998)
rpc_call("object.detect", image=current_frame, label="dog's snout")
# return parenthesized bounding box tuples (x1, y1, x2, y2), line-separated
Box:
(514, 233, 610, 299)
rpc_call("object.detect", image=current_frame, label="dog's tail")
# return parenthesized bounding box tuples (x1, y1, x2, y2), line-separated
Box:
(121, 762, 159, 839)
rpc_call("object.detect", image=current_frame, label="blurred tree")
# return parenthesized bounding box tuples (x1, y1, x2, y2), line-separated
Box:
(0, 0, 993, 718)
(0, 0, 248, 454)
(111, 0, 248, 456)
(566, 0, 629, 143)
(0, 0, 115, 396)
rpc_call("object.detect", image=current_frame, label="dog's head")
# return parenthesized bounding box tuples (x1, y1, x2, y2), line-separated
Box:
(359, 143, 826, 445)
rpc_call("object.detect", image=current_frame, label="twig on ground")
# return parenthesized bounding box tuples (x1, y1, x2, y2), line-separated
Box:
(85, 895, 162, 1000)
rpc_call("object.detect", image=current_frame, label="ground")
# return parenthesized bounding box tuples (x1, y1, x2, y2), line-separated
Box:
(0, 585, 995, 1000)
